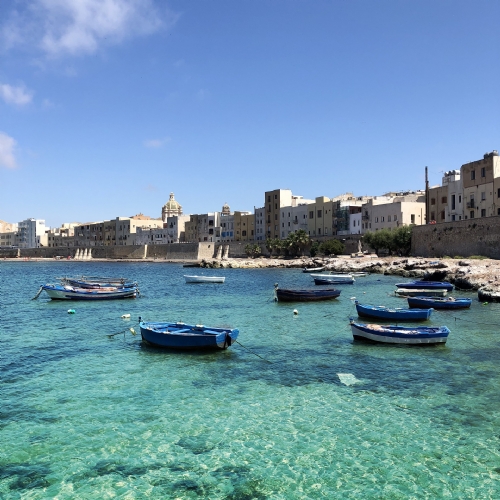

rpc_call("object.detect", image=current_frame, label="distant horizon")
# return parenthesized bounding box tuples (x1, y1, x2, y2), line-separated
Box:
(2, 0, 499, 227)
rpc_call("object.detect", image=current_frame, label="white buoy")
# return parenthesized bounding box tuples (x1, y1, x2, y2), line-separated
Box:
(67, 309, 76, 314)
(293, 309, 298, 315)
(121, 314, 131, 319)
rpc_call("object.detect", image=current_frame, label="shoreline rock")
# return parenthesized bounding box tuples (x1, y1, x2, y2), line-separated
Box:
(200, 255, 500, 302)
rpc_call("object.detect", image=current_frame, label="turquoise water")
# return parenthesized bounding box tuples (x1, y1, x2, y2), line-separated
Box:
(1, 261, 499, 499)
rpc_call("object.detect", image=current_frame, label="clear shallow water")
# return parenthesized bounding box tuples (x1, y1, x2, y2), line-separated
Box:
(1, 261, 499, 499)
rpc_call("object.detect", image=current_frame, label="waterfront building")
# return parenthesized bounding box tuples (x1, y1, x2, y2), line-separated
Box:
(254, 207, 265, 241)
(17, 218, 47, 248)
(461, 150, 500, 219)
(332, 193, 371, 236)
(306, 196, 335, 238)
(185, 213, 221, 242)
(361, 192, 425, 233)
(46, 223, 78, 248)
(0, 230, 19, 248)
(234, 211, 253, 242)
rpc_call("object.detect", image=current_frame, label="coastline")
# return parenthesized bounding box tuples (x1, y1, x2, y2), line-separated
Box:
(3, 255, 500, 300)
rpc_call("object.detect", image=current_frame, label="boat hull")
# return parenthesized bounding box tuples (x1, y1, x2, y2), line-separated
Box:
(355, 301, 432, 321)
(184, 276, 225, 283)
(275, 288, 341, 302)
(42, 284, 137, 300)
(314, 278, 354, 285)
(139, 321, 239, 350)
(302, 267, 325, 273)
(395, 281, 454, 291)
(350, 322, 449, 344)
(395, 288, 448, 297)
(407, 297, 472, 309)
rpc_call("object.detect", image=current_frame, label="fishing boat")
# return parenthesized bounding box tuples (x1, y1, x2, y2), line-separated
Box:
(274, 284, 341, 302)
(302, 266, 325, 273)
(349, 320, 450, 344)
(139, 319, 239, 349)
(395, 288, 448, 297)
(59, 277, 137, 289)
(395, 280, 454, 291)
(354, 300, 432, 321)
(184, 275, 225, 283)
(40, 284, 138, 300)
(314, 276, 354, 285)
(407, 296, 472, 309)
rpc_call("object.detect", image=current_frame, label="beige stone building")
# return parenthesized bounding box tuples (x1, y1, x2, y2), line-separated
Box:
(461, 150, 500, 219)
(306, 196, 335, 238)
(361, 192, 425, 233)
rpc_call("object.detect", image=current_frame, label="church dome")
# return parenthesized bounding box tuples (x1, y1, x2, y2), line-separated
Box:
(163, 192, 181, 211)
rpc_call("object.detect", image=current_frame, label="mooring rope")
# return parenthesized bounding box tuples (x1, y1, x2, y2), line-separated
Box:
(234, 340, 273, 363)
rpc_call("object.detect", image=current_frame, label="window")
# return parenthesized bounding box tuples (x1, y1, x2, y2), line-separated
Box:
(282, 223, 284, 227)
(275, 203, 277, 209)
(431, 212, 435, 221)
(309, 211, 314, 219)
(481, 192, 486, 201)
(411, 214, 415, 224)
(318, 228, 321, 235)
(441, 196, 447, 204)
(470, 211, 474, 219)
(375, 217, 378, 222)
(394, 215, 397, 221)
(317, 210, 322, 218)
(481, 167, 485, 177)
(267, 195, 270, 202)
(498, 208, 500, 215)
(451, 194, 456, 210)
(440, 211, 445, 220)
(381, 216, 385, 222)
(275, 214, 278, 220)
(481, 209, 486, 217)
(388, 216, 391, 222)
(471, 170, 475, 180)
(274, 194, 277, 199)
(459, 195, 462, 203)
(431, 198, 436, 205)
(452, 215, 455, 221)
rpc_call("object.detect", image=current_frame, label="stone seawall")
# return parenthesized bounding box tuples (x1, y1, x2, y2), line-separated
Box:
(412, 217, 500, 259)
(0, 242, 212, 261)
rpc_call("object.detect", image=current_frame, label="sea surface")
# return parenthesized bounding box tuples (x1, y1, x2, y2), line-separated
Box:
(0, 261, 499, 499)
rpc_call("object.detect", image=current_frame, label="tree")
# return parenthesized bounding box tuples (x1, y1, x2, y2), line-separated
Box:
(319, 239, 345, 256)
(245, 243, 261, 258)
(392, 225, 413, 256)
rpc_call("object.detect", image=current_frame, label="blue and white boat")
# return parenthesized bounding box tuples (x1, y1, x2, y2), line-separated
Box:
(41, 284, 138, 300)
(407, 296, 472, 309)
(275, 284, 341, 302)
(349, 320, 450, 344)
(139, 320, 239, 350)
(314, 276, 354, 285)
(311, 273, 354, 283)
(395, 280, 454, 291)
(354, 300, 432, 321)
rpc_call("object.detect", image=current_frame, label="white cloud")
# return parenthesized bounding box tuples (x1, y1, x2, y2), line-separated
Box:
(0, 132, 18, 169)
(1, 0, 179, 58)
(143, 137, 171, 148)
(0, 83, 33, 106)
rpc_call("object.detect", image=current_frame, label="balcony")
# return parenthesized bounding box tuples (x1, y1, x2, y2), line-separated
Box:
(466, 201, 475, 209)
(362, 215, 370, 220)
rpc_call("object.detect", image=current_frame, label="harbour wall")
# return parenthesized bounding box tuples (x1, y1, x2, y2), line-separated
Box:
(412, 217, 500, 259)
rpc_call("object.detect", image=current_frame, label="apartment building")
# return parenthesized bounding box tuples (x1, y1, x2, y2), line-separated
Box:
(18, 218, 47, 248)
(255, 207, 265, 241)
(234, 211, 253, 242)
(46, 223, 78, 248)
(461, 150, 500, 219)
(136, 214, 190, 245)
(281, 204, 309, 238)
(361, 192, 425, 233)
(185, 213, 221, 242)
(307, 196, 335, 238)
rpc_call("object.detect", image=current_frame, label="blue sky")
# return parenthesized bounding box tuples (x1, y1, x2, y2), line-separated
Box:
(1, 0, 500, 228)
